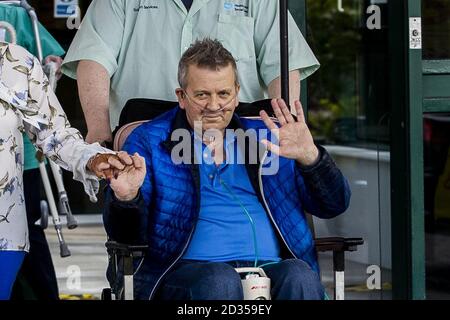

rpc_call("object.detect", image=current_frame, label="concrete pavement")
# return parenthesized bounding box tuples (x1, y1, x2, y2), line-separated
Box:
(45, 215, 108, 299)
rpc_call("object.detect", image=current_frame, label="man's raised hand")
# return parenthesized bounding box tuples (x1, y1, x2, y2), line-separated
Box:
(260, 99, 319, 166)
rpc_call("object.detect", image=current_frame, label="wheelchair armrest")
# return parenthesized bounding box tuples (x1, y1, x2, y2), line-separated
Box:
(105, 240, 149, 258)
(315, 237, 364, 274)
(315, 237, 364, 253)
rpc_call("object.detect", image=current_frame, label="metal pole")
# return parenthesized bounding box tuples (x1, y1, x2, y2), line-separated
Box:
(19, 0, 78, 244)
(280, 0, 290, 105)
(19, 0, 43, 62)
(0, 21, 17, 44)
(39, 163, 71, 258)
(333, 251, 345, 300)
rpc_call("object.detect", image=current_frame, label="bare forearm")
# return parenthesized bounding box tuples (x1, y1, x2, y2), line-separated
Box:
(77, 60, 112, 144)
(268, 70, 301, 109)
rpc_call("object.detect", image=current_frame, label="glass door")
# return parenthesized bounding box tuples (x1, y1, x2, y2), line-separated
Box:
(296, 0, 450, 300)
(422, 0, 450, 299)
(301, 0, 392, 299)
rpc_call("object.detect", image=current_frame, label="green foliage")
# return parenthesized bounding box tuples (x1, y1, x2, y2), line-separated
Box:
(306, 0, 362, 143)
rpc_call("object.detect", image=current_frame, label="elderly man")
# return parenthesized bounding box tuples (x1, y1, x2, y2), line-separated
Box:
(103, 39, 350, 300)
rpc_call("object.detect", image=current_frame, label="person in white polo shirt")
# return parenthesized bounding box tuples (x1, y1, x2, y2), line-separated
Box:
(62, 0, 320, 146)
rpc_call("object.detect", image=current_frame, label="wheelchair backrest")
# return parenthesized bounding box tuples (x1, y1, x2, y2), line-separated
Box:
(114, 120, 148, 151)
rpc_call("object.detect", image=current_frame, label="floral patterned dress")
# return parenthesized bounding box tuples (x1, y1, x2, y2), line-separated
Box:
(0, 42, 110, 252)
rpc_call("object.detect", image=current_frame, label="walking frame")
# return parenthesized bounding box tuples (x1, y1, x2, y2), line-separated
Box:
(1, 0, 77, 258)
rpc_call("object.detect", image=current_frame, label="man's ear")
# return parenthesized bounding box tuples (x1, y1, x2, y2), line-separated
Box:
(175, 88, 186, 110)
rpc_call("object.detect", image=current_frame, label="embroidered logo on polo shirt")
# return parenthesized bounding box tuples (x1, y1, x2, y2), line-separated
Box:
(224, 2, 249, 14)
(134, 4, 159, 12)
(224, 2, 234, 10)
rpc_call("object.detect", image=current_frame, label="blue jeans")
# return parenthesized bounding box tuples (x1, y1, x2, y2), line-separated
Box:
(0, 251, 26, 300)
(154, 259, 324, 300)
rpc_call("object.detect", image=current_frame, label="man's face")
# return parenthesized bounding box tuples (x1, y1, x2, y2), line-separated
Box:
(176, 64, 240, 134)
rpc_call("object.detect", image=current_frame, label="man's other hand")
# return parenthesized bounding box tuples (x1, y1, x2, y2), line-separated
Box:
(108, 152, 146, 202)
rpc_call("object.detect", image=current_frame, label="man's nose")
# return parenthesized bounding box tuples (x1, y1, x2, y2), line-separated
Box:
(206, 95, 222, 111)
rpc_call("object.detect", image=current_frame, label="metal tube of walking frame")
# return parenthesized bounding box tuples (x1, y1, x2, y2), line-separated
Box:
(19, 0, 78, 245)
(39, 162, 71, 257)
(19, 0, 43, 62)
(49, 161, 78, 230)
(2, 0, 74, 254)
(46, 61, 78, 230)
(23, 1, 78, 230)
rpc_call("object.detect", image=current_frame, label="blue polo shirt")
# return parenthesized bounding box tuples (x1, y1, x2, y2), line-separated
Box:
(183, 131, 281, 263)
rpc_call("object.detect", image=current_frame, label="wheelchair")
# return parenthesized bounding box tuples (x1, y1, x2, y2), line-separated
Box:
(102, 98, 364, 300)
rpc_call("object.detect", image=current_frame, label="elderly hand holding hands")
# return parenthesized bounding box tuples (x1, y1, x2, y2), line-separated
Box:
(87, 151, 146, 202)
